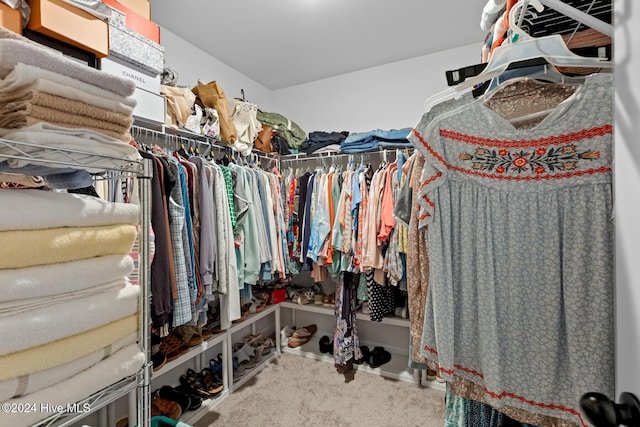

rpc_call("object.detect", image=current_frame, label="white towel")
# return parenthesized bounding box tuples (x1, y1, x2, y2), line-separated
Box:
(0, 63, 136, 112)
(0, 279, 128, 317)
(0, 123, 141, 172)
(0, 332, 136, 401)
(0, 189, 139, 231)
(0, 255, 134, 303)
(0, 282, 139, 356)
(0, 39, 135, 97)
(1, 344, 144, 426)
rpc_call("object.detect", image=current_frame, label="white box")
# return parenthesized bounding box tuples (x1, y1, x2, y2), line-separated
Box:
(132, 87, 165, 124)
(101, 56, 161, 94)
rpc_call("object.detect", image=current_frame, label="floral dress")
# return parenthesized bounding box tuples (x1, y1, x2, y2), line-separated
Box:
(409, 74, 614, 427)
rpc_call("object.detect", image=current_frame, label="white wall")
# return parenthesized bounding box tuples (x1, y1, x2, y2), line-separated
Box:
(158, 27, 273, 111)
(271, 44, 481, 133)
(614, 0, 640, 398)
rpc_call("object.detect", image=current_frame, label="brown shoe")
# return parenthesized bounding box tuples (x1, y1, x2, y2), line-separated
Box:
(151, 391, 182, 420)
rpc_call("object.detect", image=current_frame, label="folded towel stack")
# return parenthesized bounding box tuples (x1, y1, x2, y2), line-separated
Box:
(0, 189, 143, 424)
(0, 32, 140, 189)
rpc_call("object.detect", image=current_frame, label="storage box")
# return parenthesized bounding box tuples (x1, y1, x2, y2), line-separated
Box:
(0, 3, 21, 35)
(27, 0, 109, 58)
(102, 0, 159, 43)
(112, 0, 150, 20)
(269, 288, 287, 304)
(131, 86, 165, 124)
(101, 56, 160, 94)
(108, 22, 164, 75)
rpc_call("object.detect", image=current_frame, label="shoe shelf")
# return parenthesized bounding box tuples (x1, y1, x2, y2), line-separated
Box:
(153, 331, 228, 379)
(225, 303, 281, 393)
(279, 302, 419, 384)
(178, 389, 230, 426)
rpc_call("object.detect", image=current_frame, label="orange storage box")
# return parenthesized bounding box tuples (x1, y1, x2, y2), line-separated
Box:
(27, 0, 109, 58)
(0, 3, 21, 34)
(113, 0, 150, 20)
(102, 0, 159, 43)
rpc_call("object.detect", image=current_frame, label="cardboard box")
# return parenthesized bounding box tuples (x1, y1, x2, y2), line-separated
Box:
(102, 0, 159, 43)
(108, 23, 164, 75)
(101, 56, 160, 94)
(113, 0, 150, 20)
(0, 3, 21, 35)
(27, 0, 109, 58)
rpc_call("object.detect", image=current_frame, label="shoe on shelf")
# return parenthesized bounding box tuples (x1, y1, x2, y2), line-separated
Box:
(318, 335, 333, 354)
(426, 369, 437, 381)
(158, 385, 191, 413)
(232, 358, 246, 381)
(361, 301, 371, 315)
(354, 345, 370, 365)
(281, 325, 295, 348)
(200, 367, 224, 396)
(174, 385, 203, 411)
(288, 324, 317, 348)
(368, 346, 391, 369)
(435, 369, 445, 383)
(151, 391, 182, 420)
(314, 294, 325, 305)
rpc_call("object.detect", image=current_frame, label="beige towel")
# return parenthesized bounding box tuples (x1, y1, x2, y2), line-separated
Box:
(0, 64, 136, 113)
(0, 90, 134, 129)
(0, 314, 138, 382)
(0, 103, 131, 140)
(0, 223, 137, 270)
(2, 344, 143, 426)
(0, 332, 136, 401)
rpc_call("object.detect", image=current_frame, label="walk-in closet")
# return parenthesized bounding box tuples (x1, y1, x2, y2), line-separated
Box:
(0, 0, 637, 426)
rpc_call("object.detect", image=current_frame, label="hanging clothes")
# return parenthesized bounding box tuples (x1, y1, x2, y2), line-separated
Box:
(409, 74, 614, 427)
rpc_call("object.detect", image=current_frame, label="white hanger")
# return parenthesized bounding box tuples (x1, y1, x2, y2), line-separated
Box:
(424, 9, 610, 112)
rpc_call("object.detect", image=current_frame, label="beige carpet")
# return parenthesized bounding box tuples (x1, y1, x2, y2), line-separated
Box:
(193, 352, 446, 427)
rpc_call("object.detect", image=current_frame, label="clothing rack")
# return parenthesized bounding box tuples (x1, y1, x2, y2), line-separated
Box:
(130, 125, 280, 170)
(280, 148, 413, 170)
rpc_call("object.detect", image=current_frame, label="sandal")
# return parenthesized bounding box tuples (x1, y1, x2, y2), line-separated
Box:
(174, 385, 203, 411)
(179, 368, 210, 398)
(173, 325, 203, 347)
(254, 337, 275, 356)
(209, 355, 224, 377)
(151, 391, 182, 420)
(200, 368, 224, 396)
(159, 333, 189, 362)
(288, 324, 318, 348)
(232, 357, 246, 381)
(248, 296, 266, 314)
(158, 385, 191, 413)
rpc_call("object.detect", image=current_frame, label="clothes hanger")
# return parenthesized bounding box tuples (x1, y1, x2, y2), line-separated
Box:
(428, 1, 612, 113)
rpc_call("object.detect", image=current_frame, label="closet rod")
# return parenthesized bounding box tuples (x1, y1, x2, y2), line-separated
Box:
(538, 0, 613, 37)
(280, 148, 413, 165)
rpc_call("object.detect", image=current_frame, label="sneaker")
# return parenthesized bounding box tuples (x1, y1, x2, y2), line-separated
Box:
(280, 325, 295, 348)
(361, 301, 371, 315)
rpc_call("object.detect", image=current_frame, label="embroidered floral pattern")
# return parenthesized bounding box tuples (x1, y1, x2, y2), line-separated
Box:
(458, 145, 600, 175)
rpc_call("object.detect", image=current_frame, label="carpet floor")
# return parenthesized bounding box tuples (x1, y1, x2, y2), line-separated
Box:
(192, 352, 446, 427)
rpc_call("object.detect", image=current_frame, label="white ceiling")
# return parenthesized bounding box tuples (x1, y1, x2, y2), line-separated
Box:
(149, 0, 488, 90)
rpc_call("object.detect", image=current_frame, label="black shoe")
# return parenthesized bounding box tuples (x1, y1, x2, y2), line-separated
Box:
(319, 335, 333, 354)
(368, 346, 391, 368)
(158, 386, 191, 413)
(354, 345, 370, 365)
(174, 385, 203, 410)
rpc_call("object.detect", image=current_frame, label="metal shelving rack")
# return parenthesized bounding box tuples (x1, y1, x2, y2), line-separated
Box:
(0, 138, 153, 427)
